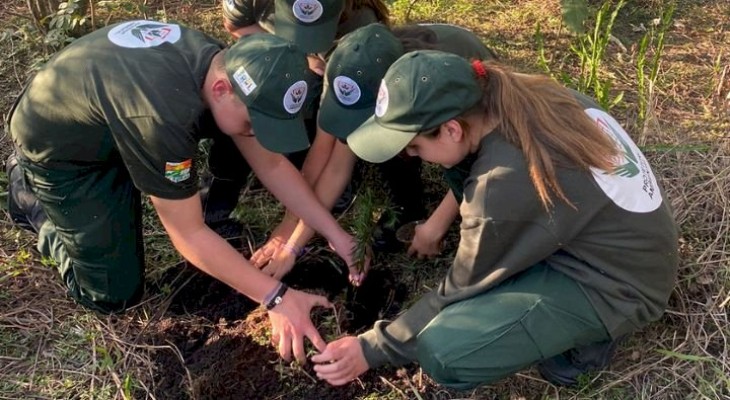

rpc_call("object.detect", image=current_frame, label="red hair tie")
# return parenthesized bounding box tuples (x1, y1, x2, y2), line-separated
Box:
(471, 59, 487, 78)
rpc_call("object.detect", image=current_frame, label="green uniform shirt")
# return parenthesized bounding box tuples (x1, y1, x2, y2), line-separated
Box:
(222, 0, 378, 45)
(10, 20, 224, 199)
(359, 98, 679, 368)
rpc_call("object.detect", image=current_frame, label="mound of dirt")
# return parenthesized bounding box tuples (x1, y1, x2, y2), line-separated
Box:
(143, 258, 407, 399)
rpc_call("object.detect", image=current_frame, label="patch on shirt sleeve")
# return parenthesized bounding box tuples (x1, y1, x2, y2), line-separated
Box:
(165, 159, 192, 183)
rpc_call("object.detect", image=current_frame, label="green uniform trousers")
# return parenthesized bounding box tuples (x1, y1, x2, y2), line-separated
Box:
(416, 263, 610, 390)
(17, 156, 144, 313)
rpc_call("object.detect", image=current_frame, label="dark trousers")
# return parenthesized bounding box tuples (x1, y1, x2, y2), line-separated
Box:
(16, 155, 144, 313)
(416, 263, 610, 389)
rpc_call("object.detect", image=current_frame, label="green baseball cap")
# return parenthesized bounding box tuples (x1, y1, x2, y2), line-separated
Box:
(275, 0, 345, 54)
(348, 50, 482, 163)
(225, 33, 312, 153)
(319, 23, 404, 140)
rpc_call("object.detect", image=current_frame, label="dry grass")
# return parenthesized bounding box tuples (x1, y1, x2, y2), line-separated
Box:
(1, 0, 729, 399)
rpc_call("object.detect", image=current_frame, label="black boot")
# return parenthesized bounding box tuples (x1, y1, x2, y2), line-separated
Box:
(5, 153, 47, 234)
(537, 338, 623, 386)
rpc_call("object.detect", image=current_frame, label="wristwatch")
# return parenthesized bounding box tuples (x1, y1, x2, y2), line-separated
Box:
(264, 283, 289, 310)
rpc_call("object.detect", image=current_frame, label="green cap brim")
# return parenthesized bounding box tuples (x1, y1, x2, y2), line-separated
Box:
(318, 92, 374, 140)
(275, 14, 337, 54)
(249, 110, 310, 153)
(347, 115, 416, 163)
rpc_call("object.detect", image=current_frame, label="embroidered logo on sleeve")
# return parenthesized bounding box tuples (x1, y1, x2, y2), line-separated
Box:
(587, 108, 662, 213)
(165, 159, 192, 183)
(233, 66, 258, 96)
(108, 20, 181, 48)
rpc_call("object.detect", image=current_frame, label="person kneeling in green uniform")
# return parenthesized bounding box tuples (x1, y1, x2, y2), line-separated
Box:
(311, 51, 679, 387)
(6, 20, 361, 365)
(251, 23, 498, 280)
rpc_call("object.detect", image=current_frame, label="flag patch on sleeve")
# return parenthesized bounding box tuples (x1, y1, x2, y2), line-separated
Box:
(165, 159, 192, 183)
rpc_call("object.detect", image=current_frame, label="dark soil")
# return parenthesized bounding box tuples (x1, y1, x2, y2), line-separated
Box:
(144, 256, 408, 400)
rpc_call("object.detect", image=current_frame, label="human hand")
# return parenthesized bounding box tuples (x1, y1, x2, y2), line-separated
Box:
(407, 220, 445, 259)
(268, 288, 332, 364)
(251, 220, 296, 268)
(329, 234, 369, 286)
(307, 54, 326, 76)
(311, 336, 369, 385)
(251, 236, 283, 268)
(261, 244, 298, 280)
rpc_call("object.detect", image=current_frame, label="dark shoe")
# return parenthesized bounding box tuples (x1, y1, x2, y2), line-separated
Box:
(5, 153, 46, 233)
(208, 218, 243, 240)
(537, 338, 622, 386)
(201, 175, 244, 227)
(208, 218, 245, 254)
(200, 175, 247, 250)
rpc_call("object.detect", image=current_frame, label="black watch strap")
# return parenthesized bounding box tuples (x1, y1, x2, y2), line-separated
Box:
(264, 283, 289, 310)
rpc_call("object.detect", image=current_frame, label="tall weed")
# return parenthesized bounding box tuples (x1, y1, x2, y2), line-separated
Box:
(536, 0, 626, 110)
(636, 3, 675, 140)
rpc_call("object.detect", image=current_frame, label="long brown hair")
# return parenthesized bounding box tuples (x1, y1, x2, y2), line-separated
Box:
(467, 61, 619, 209)
(342, 0, 390, 26)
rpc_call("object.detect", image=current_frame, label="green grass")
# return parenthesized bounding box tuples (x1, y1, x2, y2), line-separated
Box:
(0, 0, 729, 399)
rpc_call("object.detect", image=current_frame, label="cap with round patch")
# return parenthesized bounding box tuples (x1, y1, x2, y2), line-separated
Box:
(348, 50, 483, 163)
(274, 0, 345, 53)
(318, 23, 404, 140)
(225, 33, 314, 153)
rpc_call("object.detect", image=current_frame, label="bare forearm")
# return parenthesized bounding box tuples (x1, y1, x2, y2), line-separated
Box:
(316, 143, 357, 210)
(288, 143, 356, 248)
(257, 157, 345, 244)
(300, 128, 336, 187)
(427, 190, 460, 233)
(287, 219, 316, 250)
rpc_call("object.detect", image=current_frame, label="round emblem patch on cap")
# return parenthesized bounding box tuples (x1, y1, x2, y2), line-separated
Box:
(333, 76, 362, 106)
(374, 80, 389, 117)
(283, 81, 308, 114)
(108, 20, 181, 48)
(292, 0, 324, 23)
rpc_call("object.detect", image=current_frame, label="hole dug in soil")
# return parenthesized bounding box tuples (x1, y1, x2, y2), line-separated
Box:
(144, 258, 407, 399)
